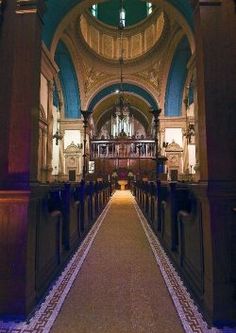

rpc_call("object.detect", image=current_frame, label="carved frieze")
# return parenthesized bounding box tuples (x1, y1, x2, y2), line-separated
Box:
(168, 154, 179, 168)
(83, 62, 112, 96)
(135, 60, 162, 97)
(165, 140, 183, 152)
(64, 142, 80, 155)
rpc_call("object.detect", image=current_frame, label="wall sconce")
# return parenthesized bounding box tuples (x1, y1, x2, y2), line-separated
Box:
(184, 123, 195, 144)
(163, 142, 169, 148)
(53, 129, 63, 145)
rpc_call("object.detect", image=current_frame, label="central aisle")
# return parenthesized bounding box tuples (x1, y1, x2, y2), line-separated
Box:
(51, 191, 184, 333)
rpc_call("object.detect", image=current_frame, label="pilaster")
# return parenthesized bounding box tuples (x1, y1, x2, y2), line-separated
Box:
(0, 0, 45, 318)
(193, 0, 236, 325)
(0, 0, 45, 189)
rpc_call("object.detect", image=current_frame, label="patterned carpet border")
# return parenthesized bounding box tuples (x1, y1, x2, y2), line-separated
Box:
(0, 201, 111, 333)
(133, 196, 236, 333)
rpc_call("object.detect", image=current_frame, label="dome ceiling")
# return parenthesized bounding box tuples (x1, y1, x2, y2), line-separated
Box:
(89, 0, 153, 28)
(42, 0, 193, 48)
(79, 8, 166, 62)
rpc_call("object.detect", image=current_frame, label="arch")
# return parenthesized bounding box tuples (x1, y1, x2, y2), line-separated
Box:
(55, 40, 81, 118)
(87, 83, 158, 112)
(164, 36, 191, 117)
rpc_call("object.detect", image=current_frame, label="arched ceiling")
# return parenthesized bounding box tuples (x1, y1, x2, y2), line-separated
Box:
(42, 0, 193, 47)
(92, 93, 152, 133)
(87, 83, 158, 112)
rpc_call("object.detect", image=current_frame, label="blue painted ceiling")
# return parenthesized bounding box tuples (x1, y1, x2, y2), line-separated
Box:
(164, 36, 191, 117)
(55, 40, 81, 118)
(88, 83, 158, 112)
(42, 0, 193, 47)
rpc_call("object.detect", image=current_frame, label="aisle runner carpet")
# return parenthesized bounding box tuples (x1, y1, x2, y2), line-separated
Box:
(0, 202, 111, 333)
(0, 191, 234, 333)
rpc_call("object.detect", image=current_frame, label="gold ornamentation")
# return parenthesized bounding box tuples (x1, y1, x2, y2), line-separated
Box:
(83, 63, 112, 95)
(136, 60, 162, 96)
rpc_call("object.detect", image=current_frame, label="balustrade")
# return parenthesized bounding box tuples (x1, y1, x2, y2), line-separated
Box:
(90, 139, 155, 159)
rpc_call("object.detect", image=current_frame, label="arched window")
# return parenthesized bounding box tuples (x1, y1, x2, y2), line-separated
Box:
(146, 2, 153, 15)
(91, 4, 98, 18)
(119, 5, 126, 27)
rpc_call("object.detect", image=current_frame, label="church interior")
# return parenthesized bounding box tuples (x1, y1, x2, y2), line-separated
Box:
(0, 0, 235, 332)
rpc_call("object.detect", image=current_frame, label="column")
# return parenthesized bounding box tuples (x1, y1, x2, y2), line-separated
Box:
(46, 80, 54, 182)
(193, 0, 236, 325)
(0, 0, 45, 317)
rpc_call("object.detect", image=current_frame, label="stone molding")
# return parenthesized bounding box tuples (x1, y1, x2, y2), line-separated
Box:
(64, 142, 81, 154)
(16, 0, 46, 16)
(165, 140, 183, 152)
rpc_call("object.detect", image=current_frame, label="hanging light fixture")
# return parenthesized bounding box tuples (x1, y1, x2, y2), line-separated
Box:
(119, 0, 126, 28)
(53, 101, 63, 145)
(112, 0, 130, 131)
(183, 83, 195, 144)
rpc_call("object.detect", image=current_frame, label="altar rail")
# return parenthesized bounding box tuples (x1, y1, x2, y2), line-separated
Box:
(90, 139, 156, 159)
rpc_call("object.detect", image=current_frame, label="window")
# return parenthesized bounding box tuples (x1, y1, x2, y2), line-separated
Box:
(119, 7, 126, 28)
(146, 2, 153, 15)
(91, 4, 98, 17)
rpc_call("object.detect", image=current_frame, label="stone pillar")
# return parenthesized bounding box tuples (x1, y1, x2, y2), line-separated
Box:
(193, 0, 236, 325)
(0, 0, 45, 317)
(47, 80, 54, 182)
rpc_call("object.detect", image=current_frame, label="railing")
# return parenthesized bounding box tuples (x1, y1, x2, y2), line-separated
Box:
(90, 139, 156, 159)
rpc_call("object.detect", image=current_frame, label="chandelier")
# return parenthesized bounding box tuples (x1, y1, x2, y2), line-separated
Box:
(113, 0, 130, 124)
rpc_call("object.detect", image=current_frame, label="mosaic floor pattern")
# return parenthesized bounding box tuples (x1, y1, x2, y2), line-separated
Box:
(0, 191, 235, 333)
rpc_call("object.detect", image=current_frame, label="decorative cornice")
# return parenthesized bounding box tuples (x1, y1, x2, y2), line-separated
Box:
(16, 0, 45, 17)
(165, 140, 183, 152)
(64, 142, 80, 154)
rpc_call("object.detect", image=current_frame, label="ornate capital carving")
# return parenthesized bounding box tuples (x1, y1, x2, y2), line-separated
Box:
(16, 0, 45, 17)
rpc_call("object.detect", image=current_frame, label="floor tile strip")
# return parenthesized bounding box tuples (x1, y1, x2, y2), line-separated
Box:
(132, 196, 226, 333)
(0, 201, 111, 333)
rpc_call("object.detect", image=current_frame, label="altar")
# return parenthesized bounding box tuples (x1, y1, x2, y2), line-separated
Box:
(117, 180, 128, 190)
